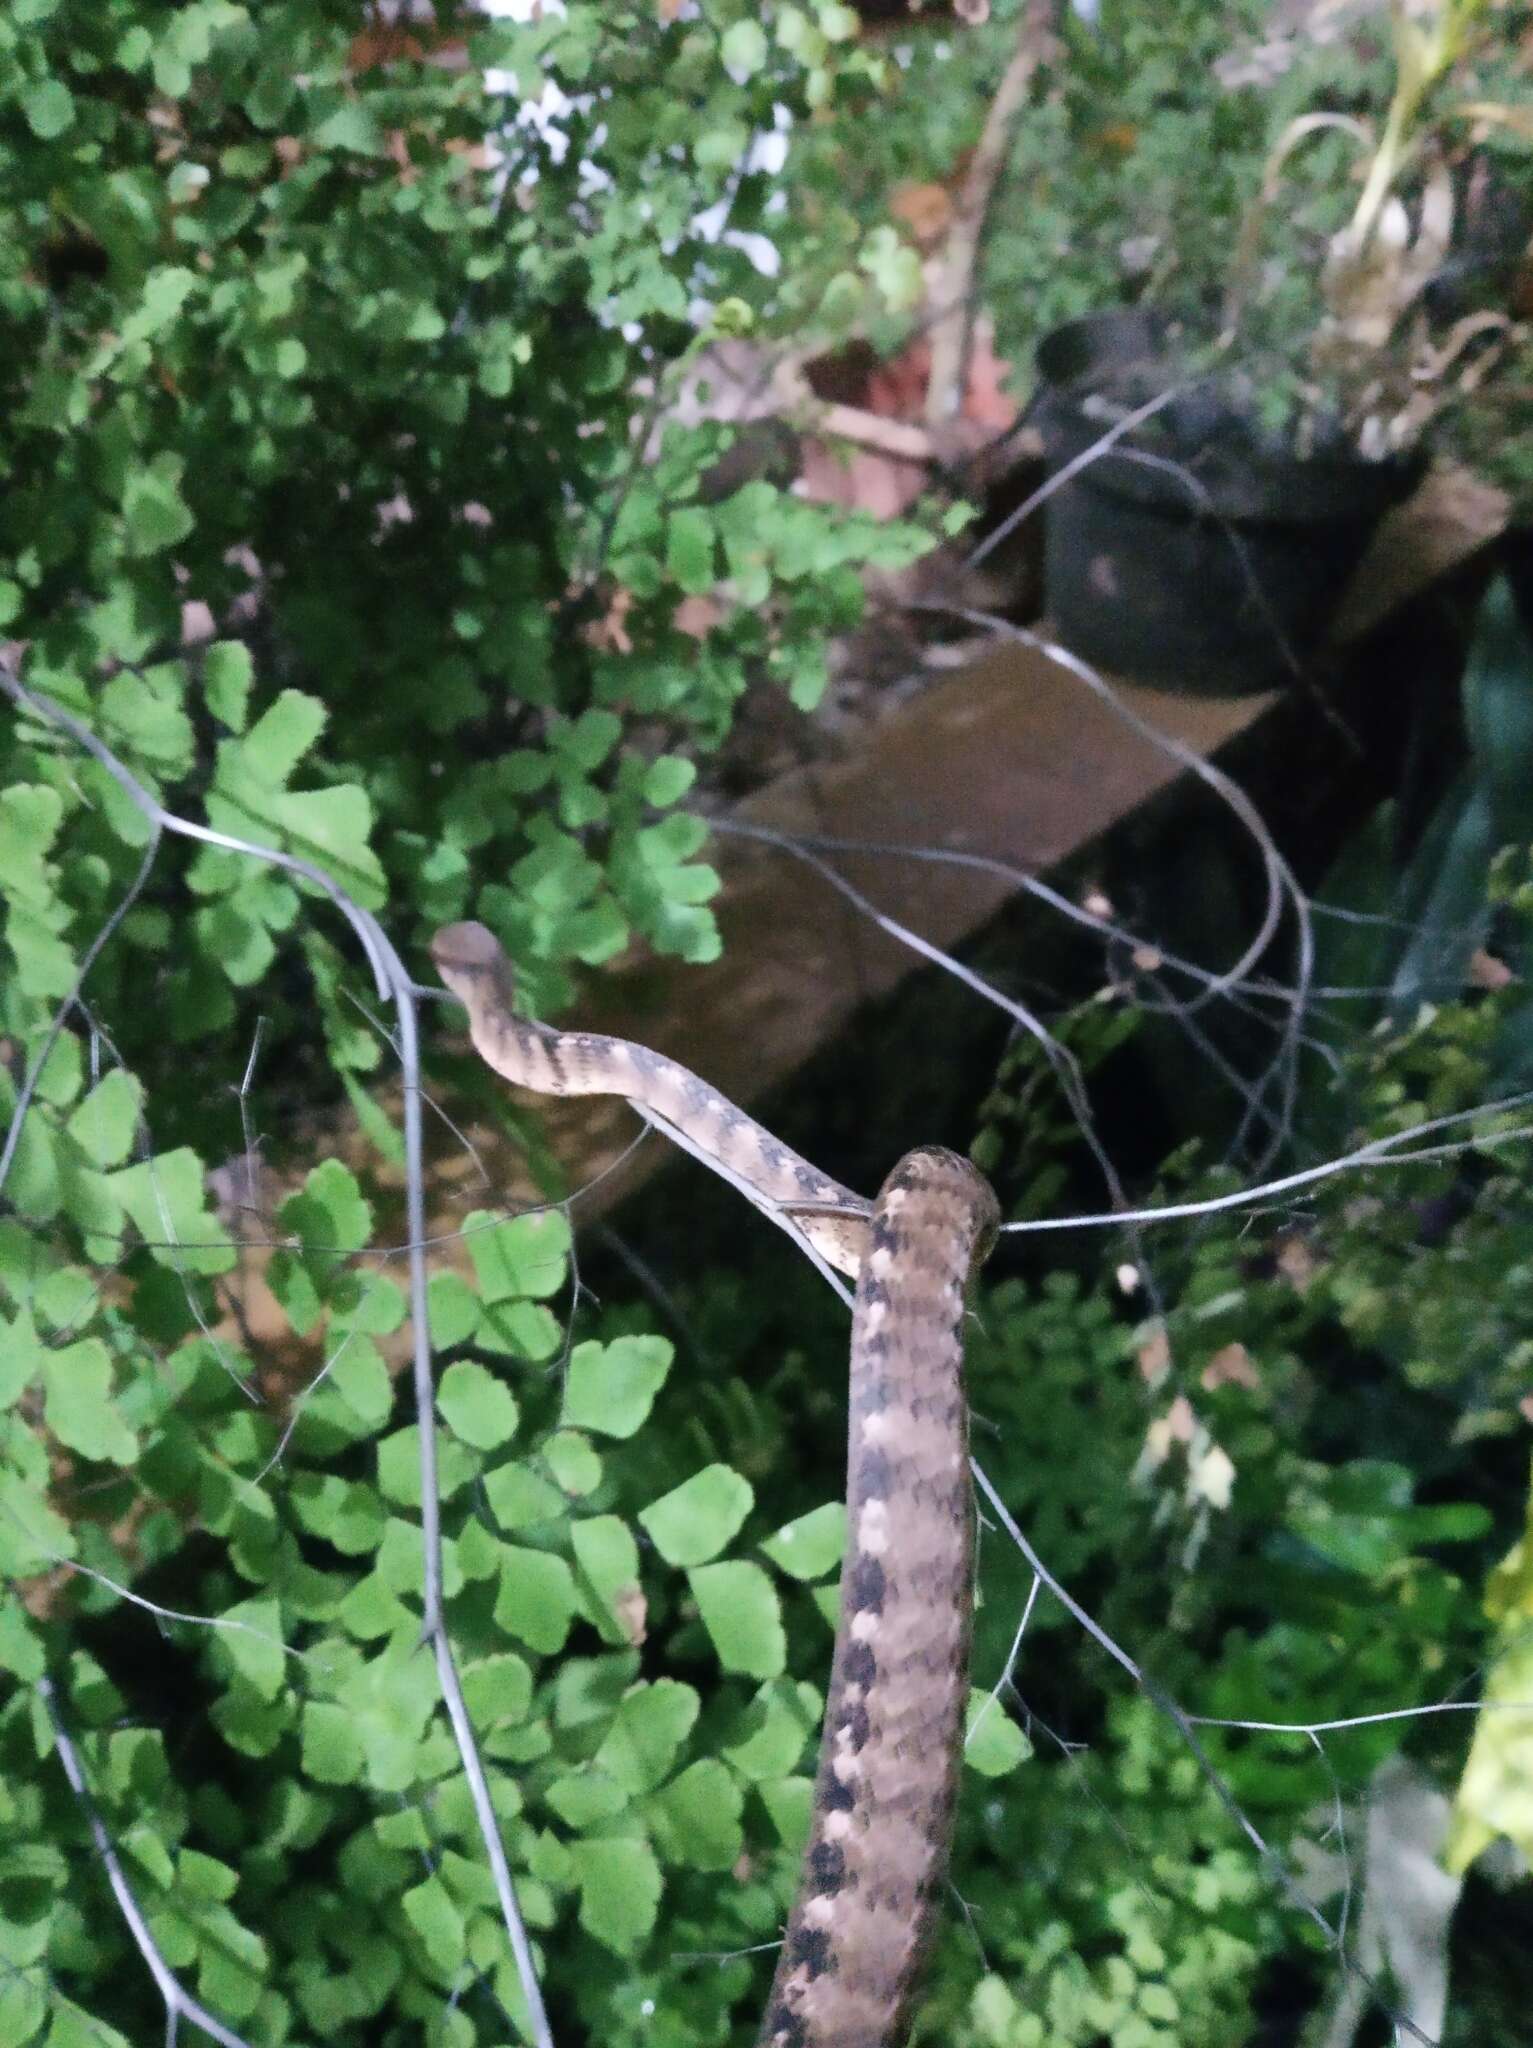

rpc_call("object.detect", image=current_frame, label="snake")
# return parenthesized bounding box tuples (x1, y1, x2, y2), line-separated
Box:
(430, 920, 1000, 2048)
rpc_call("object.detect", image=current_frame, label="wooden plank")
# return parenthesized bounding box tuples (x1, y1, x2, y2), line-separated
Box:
(430, 646, 1267, 1221)
(429, 463, 1505, 1227)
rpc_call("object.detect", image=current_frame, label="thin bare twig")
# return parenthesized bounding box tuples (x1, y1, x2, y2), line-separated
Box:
(1, 664, 556, 2048)
(925, 0, 1062, 429)
(969, 1461, 1435, 2047)
(38, 1676, 255, 2048)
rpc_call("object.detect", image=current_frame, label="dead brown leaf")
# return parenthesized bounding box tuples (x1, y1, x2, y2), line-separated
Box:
(1202, 1341, 1261, 1392)
(1470, 948, 1515, 991)
(1138, 1326, 1172, 1385)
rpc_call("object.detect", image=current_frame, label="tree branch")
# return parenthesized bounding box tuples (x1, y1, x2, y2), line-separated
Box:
(924, 0, 1063, 430)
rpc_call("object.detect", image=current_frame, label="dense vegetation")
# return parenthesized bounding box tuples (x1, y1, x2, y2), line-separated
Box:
(2, 5, 1531, 2046)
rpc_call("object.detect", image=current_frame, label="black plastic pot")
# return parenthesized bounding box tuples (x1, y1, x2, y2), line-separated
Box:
(1032, 309, 1425, 696)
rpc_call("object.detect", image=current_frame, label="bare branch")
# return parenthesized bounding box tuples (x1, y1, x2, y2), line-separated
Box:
(2, 665, 557, 2048)
(39, 1676, 255, 2048)
(925, 0, 1062, 429)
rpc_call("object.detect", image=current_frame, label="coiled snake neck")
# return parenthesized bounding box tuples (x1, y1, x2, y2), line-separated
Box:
(431, 921, 999, 2048)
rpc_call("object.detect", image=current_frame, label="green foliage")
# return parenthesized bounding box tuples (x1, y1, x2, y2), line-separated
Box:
(1310, 579, 1533, 1053)
(1448, 1473, 1533, 1871)
(0, 1184, 1032, 2046)
(0, 0, 934, 1145)
(2, 923, 1529, 2044)
(4, 17, 1531, 2040)
(0, 6, 945, 2041)
(954, 918, 1533, 2041)
(792, 0, 1531, 483)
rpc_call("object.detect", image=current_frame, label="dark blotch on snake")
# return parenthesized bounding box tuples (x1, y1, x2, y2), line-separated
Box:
(807, 1839, 845, 1894)
(790, 1927, 833, 1978)
(844, 1697, 872, 1752)
(822, 1772, 856, 1814)
(849, 1552, 886, 1616)
(765, 2007, 808, 2048)
(857, 1445, 893, 1499)
(843, 1639, 877, 1693)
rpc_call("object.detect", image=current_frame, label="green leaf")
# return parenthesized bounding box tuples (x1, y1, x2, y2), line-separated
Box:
(336, 1574, 409, 1643)
(639, 1463, 753, 1566)
(760, 1501, 846, 1580)
(23, 77, 74, 138)
(193, 898, 276, 988)
(323, 1339, 395, 1434)
(688, 1561, 786, 1678)
(373, 1519, 439, 1602)
(0, 1469, 74, 1576)
(494, 1546, 578, 1654)
(402, 1875, 465, 1978)
(0, 783, 63, 910)
(109, 1149, 235, 1274)
(204, 642, 254, 732)
(1448, 1620, 1533, 1872)
(721, 19, 769, 79)
(594, 1680, 700, 1795)
(437, 1360, 519, 1450)
(4, 1113, 59, 1222)
(238, 690, 328, 786)
(122, 457, 194, 556)
(666, 508, 716, 595)
(483, 1459, 566, 1531)
(545, 1768, 629, 1829)
(122, 265, 199, 347)
(963, 1690, 1032, 1777)
(648, 1758, 744, 1869)
(642, 756, 697, 808)
(722, 1680, 819, 1781)
(289, 1472, 387, 1555)
(39, 2000, 129, 2047)
(218, 1598, 286, 1703)
(99, 671, 194, 774)
(310, 100, 384, 155)
(0, 1311, 46, 1409)
(29, 1031, 80, 1112)
(427, 1271, 478, 1348)
(376, 1426, 477, 1508)
(460, 1652, 533, 1728)
(758, 1775, 813, 1851)
(571, 1515, 644, 1645)
(560, 1335, 672, 1438)
(64, 1070, 143, 1170)
(465, 1210, 570, 1302)
(0, 1972, 48, 2042)
(301, 1701, 365, 1784)
(270, 785, 386, 904)
(41, 1341, 137, 1464)
(543, 1429, 602, 1496)
(554, 709, 622, 773)
(569, 1837, 662, 1956)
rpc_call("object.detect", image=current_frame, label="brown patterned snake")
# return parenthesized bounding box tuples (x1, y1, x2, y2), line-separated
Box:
(430, 921, 999, 2048)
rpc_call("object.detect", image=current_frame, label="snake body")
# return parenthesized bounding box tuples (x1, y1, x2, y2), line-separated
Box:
(430, 921, 999, 2048)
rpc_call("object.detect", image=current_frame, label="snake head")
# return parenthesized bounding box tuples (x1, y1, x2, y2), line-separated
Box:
(429, 921, 517, 1007)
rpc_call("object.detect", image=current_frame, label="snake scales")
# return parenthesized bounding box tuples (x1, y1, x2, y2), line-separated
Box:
(430, 921, 999, 2048)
